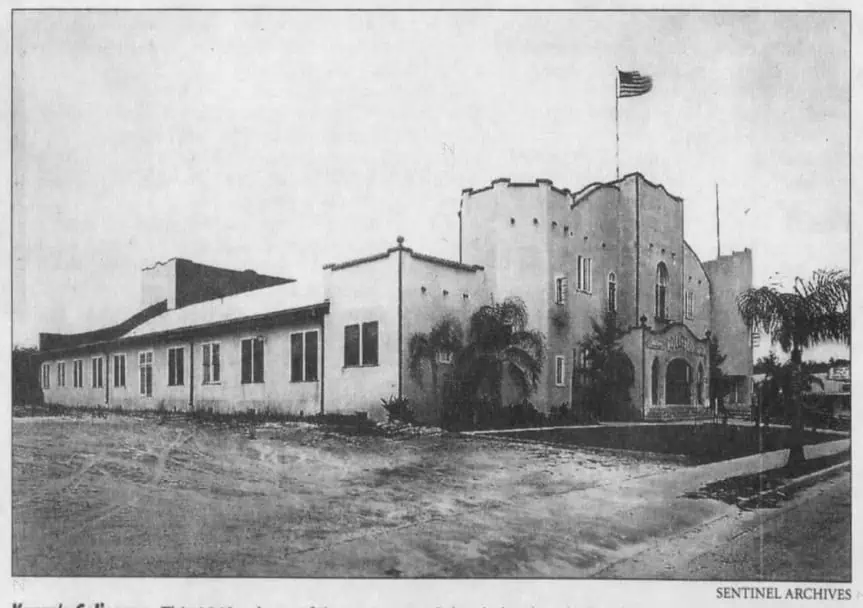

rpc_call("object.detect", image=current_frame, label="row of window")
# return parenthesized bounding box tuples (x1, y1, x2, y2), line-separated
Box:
(41, 323, 382, 395)
(42, 333, 320, 395)
(554, 261, 696, 320)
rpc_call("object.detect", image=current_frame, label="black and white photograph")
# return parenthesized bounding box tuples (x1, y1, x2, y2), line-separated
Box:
(8, 4, 854, 600)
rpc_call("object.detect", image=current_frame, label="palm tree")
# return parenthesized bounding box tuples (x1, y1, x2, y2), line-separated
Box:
(455, 297, 545, 408)
(756, 354, 825, 429)
(578, 312, 634, 420)
(737, 268, 850, 467)
(408, 315, 464, 402)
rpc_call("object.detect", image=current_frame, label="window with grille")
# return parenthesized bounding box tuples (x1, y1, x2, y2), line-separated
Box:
(41, 363, 50, 389)
(555, 276, 568, 305)
(344, 321, 379, 367)
(577, 256, 593, 293)
(139, 351, 153, 397)
(168, 347, 184, 386)
(291, 330, 319, 382)
(91, 357, 103, 389)
(202, 342, 221, 384)
(57, 362, 66, 387)
(73, 360, 84, 388)
(113, 354, 126, 388)
(241, 337, 265, 384)
(555, 356, 566, 386)
(608, 272, 617, 313)
(684, 290, 695, 320)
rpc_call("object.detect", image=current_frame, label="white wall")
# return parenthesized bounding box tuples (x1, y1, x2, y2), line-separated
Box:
(323, 254, 399, 420)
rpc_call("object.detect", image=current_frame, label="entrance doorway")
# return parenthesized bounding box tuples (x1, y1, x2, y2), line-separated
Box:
(665, 358, 692, 405)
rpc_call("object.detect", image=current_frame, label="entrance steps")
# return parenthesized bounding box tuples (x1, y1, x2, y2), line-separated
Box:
(645, 405, 714, 421)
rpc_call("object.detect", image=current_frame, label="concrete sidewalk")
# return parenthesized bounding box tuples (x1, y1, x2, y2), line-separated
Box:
(286, 438, 850, 577)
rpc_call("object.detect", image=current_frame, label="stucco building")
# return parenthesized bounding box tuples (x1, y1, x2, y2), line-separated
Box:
(37, 172, 753, 423)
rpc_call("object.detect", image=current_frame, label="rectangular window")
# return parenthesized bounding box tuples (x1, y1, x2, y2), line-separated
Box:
(139, 351, 153, 397)
(290, 333, 304, 381)
(41, 363, 50, 389)
(555, 356, 565, 386)
(57, 362, 66, 387)
(241, 337, 265, 384)
(291, 330, 319, 382)
(608, 274, 617, 313)
(168, 347, 184, 386)
(577, 256, 592, 293)
(576, 348, 591, 388)
(305, 330, 319, 381)
(685, 291, 695, 320)
(345, 322, 380, 367)
(91, 357, 103, 389)
(362, 321, 379, 366)
(113, 354, 126, 388)
(554, 276, 568, 305)
(344, 324, 360, 367)
(202, 342, 221, 384)
(73, 360, 83, 388)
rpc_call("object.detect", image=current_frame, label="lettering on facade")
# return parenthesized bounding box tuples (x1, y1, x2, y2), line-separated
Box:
(668, 335, 695, 353)
(648, 334, 703, 354)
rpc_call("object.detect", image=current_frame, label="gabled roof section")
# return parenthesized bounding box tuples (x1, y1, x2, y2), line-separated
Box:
(124, 280, 326, 339)
(323, 238, 483, 273)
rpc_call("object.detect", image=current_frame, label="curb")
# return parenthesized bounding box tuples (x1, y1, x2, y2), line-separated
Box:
(737, 459, 851, 509)
(458, 429, 690, 463)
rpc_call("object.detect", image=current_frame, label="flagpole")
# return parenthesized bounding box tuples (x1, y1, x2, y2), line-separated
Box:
(615, 66, 620, 180)
(715, 182, 721, 258)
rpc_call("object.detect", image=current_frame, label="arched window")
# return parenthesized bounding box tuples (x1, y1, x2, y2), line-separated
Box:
(607, 272, 617, 313)
(655, 262, 668, 320)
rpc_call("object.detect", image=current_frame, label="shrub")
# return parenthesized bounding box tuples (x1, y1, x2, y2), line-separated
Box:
(380, 395, 415, 424)
(507, 399, 544, 427)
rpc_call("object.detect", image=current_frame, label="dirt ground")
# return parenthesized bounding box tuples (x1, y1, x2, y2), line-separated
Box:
(13, 415, 711, 577)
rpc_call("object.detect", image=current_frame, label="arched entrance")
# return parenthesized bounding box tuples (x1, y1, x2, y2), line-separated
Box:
(666, 358, 692, 405)
(651, 358, 661, 405)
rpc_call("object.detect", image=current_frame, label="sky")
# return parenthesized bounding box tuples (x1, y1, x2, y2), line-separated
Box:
(12, 10, 850, 361)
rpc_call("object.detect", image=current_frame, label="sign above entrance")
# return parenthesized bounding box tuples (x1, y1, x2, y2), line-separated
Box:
(646, 331, 703, 354)
(668, 335, 695, 353)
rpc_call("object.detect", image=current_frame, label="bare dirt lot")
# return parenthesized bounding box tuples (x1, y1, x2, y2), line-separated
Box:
(13, 416, 724, 576)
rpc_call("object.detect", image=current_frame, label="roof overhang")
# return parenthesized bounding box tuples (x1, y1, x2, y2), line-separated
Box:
(38, 301, 330, 359)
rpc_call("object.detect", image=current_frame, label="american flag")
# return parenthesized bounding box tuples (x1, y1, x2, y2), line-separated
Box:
(618, 70, 653, 98)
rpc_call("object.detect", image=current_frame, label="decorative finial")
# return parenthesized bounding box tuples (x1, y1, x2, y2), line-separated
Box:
(396, 235, 405, 245)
